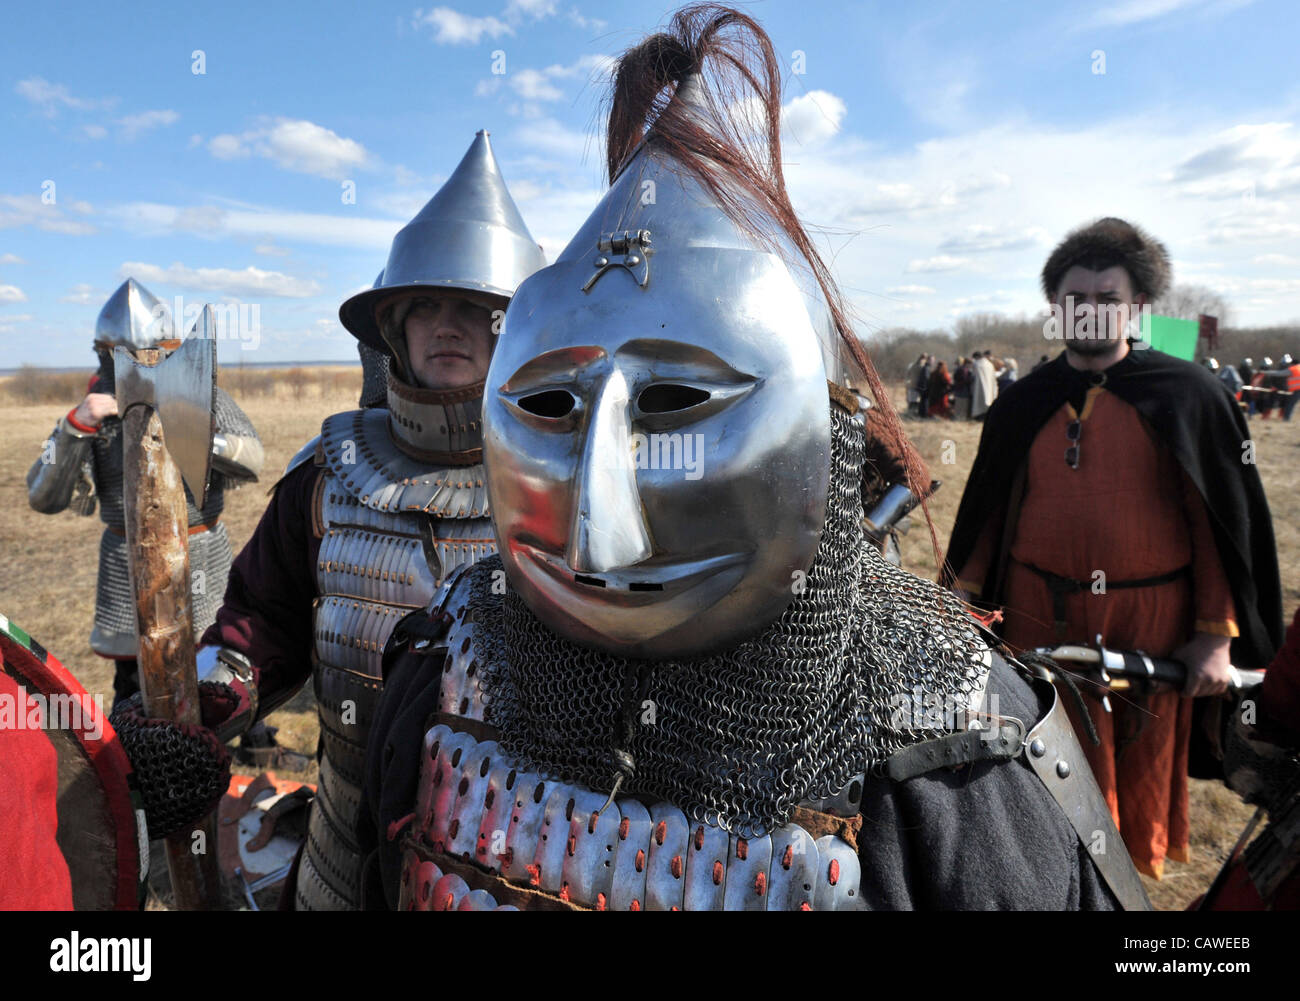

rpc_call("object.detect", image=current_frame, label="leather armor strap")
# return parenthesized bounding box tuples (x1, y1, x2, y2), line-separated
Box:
(1021, 678, 1153, 911)
(883, 718, 1025, 782)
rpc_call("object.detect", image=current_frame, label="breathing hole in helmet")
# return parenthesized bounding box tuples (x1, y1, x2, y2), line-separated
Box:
(638, 384, 711, 414)
(517, 390, 576, 418)
(574, 574, 607, 588)
(629, 582, 663, 592)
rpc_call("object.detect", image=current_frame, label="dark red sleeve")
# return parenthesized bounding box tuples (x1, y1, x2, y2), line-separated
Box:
(0, 672, 73, 910)
(201, 461, 322, 715)
(1259, 605, 1300, 742)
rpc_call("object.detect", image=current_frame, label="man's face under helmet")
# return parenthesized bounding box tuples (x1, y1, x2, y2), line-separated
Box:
(339, 130, 545, 389)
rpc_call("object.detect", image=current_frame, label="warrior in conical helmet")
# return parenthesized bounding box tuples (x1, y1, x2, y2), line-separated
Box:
(26, 278, 264, 708)
(359, 5, 1144, 911)
(109, 132, 545, 911)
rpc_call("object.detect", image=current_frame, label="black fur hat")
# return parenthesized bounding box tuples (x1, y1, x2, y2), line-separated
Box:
(1040, 217, 1171, 300)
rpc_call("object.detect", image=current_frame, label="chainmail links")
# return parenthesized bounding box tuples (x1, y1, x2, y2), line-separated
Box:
(110, 682, 234, 838)
(474, 405, 991, 838)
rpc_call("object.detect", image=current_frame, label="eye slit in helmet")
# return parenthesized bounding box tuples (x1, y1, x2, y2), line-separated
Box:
(637, 384, 711, 414)
(517, 389, 577, 418)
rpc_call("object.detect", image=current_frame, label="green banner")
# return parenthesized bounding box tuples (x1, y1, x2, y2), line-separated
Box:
(1140, 313, 1199, 361)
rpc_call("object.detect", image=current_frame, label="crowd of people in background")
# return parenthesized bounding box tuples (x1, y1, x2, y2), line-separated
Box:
(906, 350, 1298, 422)
(905, 351, 1019, 420)
(1207, 354, 1299, 421)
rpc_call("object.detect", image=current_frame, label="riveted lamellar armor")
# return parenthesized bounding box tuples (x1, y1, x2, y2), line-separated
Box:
(296, 375, 497, 912)
(299, 128, 542, 909)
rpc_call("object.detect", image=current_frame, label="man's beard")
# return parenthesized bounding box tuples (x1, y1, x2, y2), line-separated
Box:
(1067, 330, 1124, 355)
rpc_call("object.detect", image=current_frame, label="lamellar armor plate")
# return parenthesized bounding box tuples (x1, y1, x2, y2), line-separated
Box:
(394, 571, 870, 911)
(296, 400, 495, 911)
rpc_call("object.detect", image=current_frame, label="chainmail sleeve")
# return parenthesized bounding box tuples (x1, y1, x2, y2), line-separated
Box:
(27, 416, 97, 515)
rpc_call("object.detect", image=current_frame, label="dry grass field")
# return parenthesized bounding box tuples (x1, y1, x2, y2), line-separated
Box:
(1, 366, 1295, 910)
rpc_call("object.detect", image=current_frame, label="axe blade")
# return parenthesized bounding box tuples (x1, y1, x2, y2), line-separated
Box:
(114, 326, 216, 508)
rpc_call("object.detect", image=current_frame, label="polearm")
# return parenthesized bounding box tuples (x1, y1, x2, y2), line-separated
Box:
(114, 312, 223, 910)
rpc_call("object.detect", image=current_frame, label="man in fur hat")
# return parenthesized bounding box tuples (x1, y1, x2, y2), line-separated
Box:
(944, 217, 1282, 879)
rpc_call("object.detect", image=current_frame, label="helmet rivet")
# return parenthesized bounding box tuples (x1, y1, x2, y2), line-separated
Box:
(594, 256, 609, 268)
(1029, 738, 1046, 757)
(626, 255, 641, 266)
(1056, 760, 1071, 779)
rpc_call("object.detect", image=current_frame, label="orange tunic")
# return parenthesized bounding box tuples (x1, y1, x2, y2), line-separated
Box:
(956, 386, 1237, 878)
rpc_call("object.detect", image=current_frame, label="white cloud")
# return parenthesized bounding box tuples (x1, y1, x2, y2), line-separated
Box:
(906, 255, 970, 273)
(413, 6, 512, 44)
(0, 253, 23, 265)
(208, 119, 372, 180)
(254, 242, 291, 257)
(119, 261, 322, 299)
(939, 224, 1048, 254)
(117, 109, 179, 140)
(567, 7, 607, 31)
(505, 0, 557, 17)
(109, 200, 402, 250)
(511, 69, 564, 102)
(1254, 253, 1300, 267)
(14, 76, 116, 116)
(886, 285, 937, 295)
(782, 91, 847, 146)
(0, 284, 27, 304)
(82, 124, 108, 140)
(0, 194, 96, 235)
(61, 283, 101, 305)
(1095, 0, 1255, 27)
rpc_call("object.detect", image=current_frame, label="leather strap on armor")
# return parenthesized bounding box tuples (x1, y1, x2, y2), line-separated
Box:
(1021, 678, 1153, 910)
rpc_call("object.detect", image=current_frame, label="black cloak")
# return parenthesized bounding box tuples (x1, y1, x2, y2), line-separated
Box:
(943, 347, 1282, 669)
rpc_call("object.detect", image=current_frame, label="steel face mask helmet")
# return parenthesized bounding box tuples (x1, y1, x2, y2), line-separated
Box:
(484, 105, 834, 660)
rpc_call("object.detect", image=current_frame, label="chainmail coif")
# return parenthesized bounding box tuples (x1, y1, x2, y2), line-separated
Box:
(472, 404, 990, 837)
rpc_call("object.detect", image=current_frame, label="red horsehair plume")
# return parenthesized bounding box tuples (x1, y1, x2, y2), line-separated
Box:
(602, 4, 943, 568)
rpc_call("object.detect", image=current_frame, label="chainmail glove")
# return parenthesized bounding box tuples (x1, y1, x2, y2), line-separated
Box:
(1223, 709, 1299, 816)
(110, 681, 236, 839)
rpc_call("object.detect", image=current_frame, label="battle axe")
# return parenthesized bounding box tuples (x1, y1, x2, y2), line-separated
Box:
(113, 306, 222, 910)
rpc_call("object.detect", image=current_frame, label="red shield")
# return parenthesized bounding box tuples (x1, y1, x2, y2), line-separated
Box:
(0, 614, 145, 910)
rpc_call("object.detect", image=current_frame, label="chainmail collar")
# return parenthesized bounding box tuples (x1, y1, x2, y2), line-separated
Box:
(386, 370, 484, 466)
(471, 405, 992, 838)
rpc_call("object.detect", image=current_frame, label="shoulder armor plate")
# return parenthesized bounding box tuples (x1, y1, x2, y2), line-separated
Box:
(319, 409, 489, 518)
(284, 434, 322, 478)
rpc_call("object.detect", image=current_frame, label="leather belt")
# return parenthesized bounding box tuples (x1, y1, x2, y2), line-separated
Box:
(1015, 559, 1190, 640)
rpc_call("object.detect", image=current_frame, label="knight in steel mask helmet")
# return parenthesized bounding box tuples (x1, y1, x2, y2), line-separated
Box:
(485, 78, 836, 659)
(362, 4, 1147, 912)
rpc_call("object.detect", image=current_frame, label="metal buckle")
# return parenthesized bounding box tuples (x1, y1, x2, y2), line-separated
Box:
(583, 230, 652, 292)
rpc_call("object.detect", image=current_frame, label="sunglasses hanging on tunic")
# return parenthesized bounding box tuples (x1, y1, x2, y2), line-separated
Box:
(1065, 419, 1082, 469)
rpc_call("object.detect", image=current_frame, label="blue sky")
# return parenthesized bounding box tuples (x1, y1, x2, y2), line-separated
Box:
(2, 0, 1298, 367)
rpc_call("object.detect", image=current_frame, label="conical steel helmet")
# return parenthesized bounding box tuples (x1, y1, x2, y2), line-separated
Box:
(339, 131, 546, 352)
(94, 278, 172, 350)
(483, 78, 840, 659)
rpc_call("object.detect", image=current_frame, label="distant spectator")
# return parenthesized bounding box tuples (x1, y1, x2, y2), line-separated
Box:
(928, 360, 953, 419)
(971, 350, 999, 420)
(905, 353, 926, 416)
(915, 354, 933, 418)
(998, 358, 1019, 392)
(952, 356, 973, 420)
